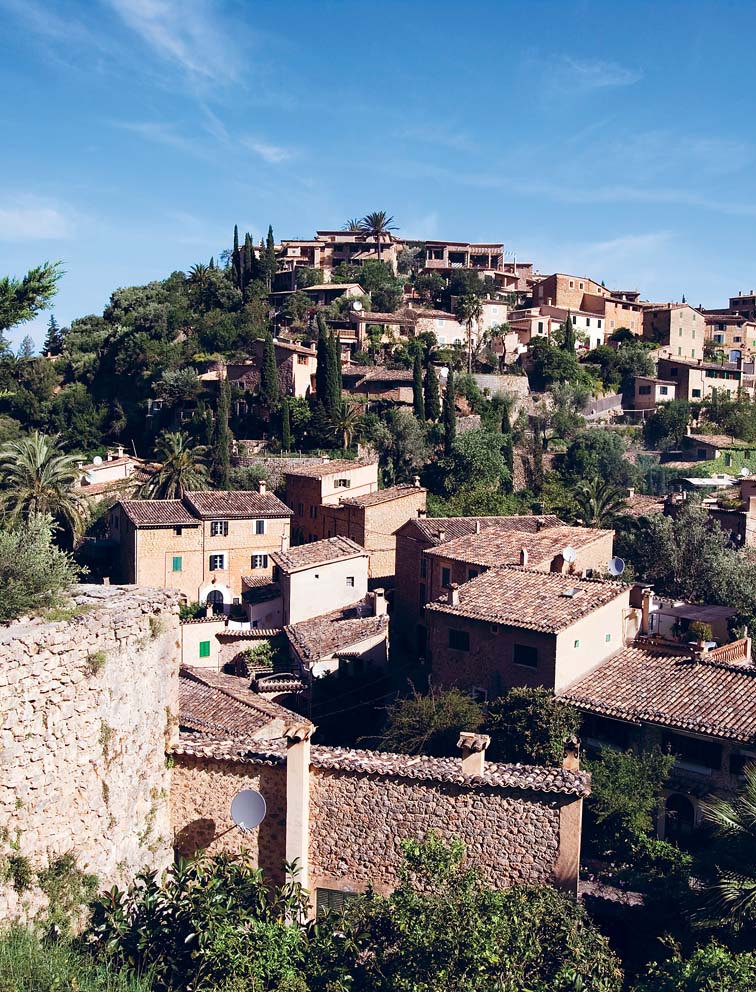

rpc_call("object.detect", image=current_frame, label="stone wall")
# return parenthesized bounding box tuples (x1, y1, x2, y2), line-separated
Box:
(0, 585, 180, 922)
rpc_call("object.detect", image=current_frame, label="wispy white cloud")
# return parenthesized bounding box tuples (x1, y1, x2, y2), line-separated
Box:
(561, 56, 642, 90)
(242, 138, 296, 164)
(112, 120, 213, 160)
(106, 0, 240, 83)
(0, 198, 74, 240)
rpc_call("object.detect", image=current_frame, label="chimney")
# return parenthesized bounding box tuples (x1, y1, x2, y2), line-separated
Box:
(417, 508, 427, 519)
(520, 547, 529, 567)
(372, 588, 387, 616)
(640, 587, 652, 635)
(258, 479, 268, 495)
(448, 582, 460, 605)
(562, 736, 581, 771)
(474, 520, 481, 534)
(457, 732, 490, 776)
(102, 576, 110, 586)
(76, 460, 84, 470)
(280, 531, 290, 554)
(413, 474, 421, 487)
(627, 487, 635, 499)
(437, 529, 446, 543)
(322, 456, 330, 464)
(283, 723, 315, 895)
(535, 517, 544, 532)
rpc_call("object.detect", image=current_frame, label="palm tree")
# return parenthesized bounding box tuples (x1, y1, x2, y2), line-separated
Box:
(140, 431, 208, 499)
(700, 764, 756, 928)
(454, 294, 484, 373)
(329, 401, 362, 450)
(343, 218, 363, 233)
(573, 477, 628, 528)
(358, 211, 398, 261)
(0, 431, 84, 539)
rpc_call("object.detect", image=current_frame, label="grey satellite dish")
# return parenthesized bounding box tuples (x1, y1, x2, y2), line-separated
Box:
(608, 557, 626, 577)
(741, 467, 751, 478)
(562, 546, 577, 563)
(351, 300, 363, 312)
(92, 455, 103, 466)
(231, 789, 267, 834)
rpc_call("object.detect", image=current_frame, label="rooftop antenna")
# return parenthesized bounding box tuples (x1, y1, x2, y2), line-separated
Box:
(608, 557, 626, 577)
(230, 789, 267, 835)
(562, 546, 577, 564)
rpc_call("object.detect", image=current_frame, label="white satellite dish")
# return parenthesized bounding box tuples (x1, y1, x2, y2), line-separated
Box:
(92, 455, 103, 466)
(230, 789, 267, 834)
(562, 546, 577, 563)
(608, 557, 626, 577)
(351, 300, 363, 312)
(85, 471, 96, 484)
(741, 467, 751, 478)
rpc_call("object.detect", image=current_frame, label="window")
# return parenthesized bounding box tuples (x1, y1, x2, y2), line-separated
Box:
(210, 520, 228, 537)
(670, 367, 678, 376)
(538, 321, 544, 333)
(569, 280, 574, 288)
(346, 576, 355, 587)
(574, 639, 580, 648)
(209, 553, 225, 571)
(334, 478, 351, 489)
(448, 628, 470, 651)
(199, 640, 211, 659)
(597, 319, 602, 328)
(677, 347, 682, 356)
(298, 502, 304, 516)
(172, 556, 182, 572)
(297, 355, 309, 365)
(659, 386, 668, 396)
(663, 731, 722, 771)
(316, 888, 356, 916)
(420, 557, 427, 579)
(638, 385, 651, 395)
(441, 567, 451, 587)
(251, 554, 268, 569)
(579, 281, 584, 290)
(309, 506, 317, 519)
(605, 633, 612, 643)
(586, 318, 590, 327)
(692, 388, 701, 398)
(468, 569, 479, 580)
(255, 520, 266, 535)
(174, 526, 182, 536)
(513, 643, 538, 668)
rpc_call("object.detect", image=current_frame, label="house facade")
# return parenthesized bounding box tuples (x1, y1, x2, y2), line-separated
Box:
(271, 536, 370, 626)
(284, 459, 379, 544)
(643, 303, 705, 362)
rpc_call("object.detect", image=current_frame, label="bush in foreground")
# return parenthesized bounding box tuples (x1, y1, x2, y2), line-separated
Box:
(0, 515, 80, 622)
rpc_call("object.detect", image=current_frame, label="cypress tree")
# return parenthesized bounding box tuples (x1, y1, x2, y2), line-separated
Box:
(310, 400, 331, 448)
(232, 225, 241, 288)
(43, 313, 64, 356)
(213, 377, 232, 489)
(265, 224, 277, 290)
(443, 365, 457, 455)
(243, 233, 254, 295)
(561, 315, 576, 352)
(501, 401, 511, 435)
(327, 329, 340, 413)
(316, 314, 330, 410)
(335, 331, 343, 397)
(413, 352, 424, 420)
(424, 362, 441, 421)
(281, 398, 292, 451)
(260, 332, 279, 409)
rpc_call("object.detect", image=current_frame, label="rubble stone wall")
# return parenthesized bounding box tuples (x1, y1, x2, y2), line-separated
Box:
(0, 585, 180, 922)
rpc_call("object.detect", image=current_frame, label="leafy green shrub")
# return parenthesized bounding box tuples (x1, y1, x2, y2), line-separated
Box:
(377, 686, 483, 757)
(37, 852, 98, 937)
(484, 687, 581, 766)
(0, 515, 80, 622)
(86, 650, 107, 677)
(178, 601, 204, 621)
(2, 855, 32, 893)
(632, 941, 756, 991)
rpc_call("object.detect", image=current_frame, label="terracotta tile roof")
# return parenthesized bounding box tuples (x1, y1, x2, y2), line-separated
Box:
(423, 524, 612, 569)
(560, 645, 756, 743)
(284, 459, 376, 479)
(400, 514, 563, 547)
(171, 738, 590, 796)
(179, 667, 305, 741)
(339, 483, 425, 508)
(182, 490, 292, 519)
(356, 368, 415, 385)
(687, 434, 753, 450)
(621, 494, 666, 518)
(286, 601, 388, 662)
(271, 536, 366, 574)
(118, 499, 198, 527)
(426, 566, 626, 633)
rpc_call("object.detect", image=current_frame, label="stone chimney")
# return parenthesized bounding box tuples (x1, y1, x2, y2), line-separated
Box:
(258, 479, 268, 495)
(474, 520, 481, 534)
(640, 587, 652, 635)
(627, 487, 635, 499)
(322, 456, 330, 464)
(372, 588, 387, 616)
(520, 547, 529, 567)
(417, 508, 427, 519)
(283, 723, 315, 893)
(116, 444, 125, 459)
(457, 732, 491, 776)
(413, 474, 421, 487)
(448, 583, 460, 605)
(437, 529, 446, 543)
(280, 531, 290, 554)
(562, 736, 581, 771)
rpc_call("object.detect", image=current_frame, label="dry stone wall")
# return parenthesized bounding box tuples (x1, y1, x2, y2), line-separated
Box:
(0, 584, 180, 922)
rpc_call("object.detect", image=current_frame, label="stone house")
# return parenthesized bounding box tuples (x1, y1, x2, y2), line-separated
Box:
(643, 303, 705, 362)
(530, 274, 643, 336)
(109, 483, 292, 612)
(560, 637, 756, 842)
(704, 313, 756, 363)
(284, 459, 379, 545)
(656, 356, 747, 403)
(75, 446, 159, 503)
(271, 536, 370, 626)
(224, 339, 318, 400)
(426, 567, 633, 700)
(349, 367, 415, 404)
(628, 375, 677, 417)
(171, 668, 590, 908)
(508, 305, 607, 350)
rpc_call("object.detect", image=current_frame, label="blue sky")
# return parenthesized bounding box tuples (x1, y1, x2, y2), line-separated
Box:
(2, 0, 756, 348)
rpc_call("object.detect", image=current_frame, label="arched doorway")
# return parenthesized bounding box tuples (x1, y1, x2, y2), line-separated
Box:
(206, 589, 225, 615)
(664, 794, 695, 843)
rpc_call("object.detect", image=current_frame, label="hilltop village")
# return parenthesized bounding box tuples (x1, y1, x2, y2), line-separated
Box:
(4, 217, 756, 987)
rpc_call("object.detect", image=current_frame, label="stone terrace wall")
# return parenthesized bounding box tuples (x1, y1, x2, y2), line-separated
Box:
(0, 585, 180, 922)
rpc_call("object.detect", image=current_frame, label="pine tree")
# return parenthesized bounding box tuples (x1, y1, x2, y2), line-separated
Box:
(213, 377, 232, 489)
(281, 398, 292, 451)
(413, 352, 424, 420)
(43, 313, 64, 356)
(260, 332, 279, 409)
(424, 363, 441, 421)
(443, 365, 456, 455)
(264, 225, 277, 290)
(561, 315, 576, 352)
(17, 335, 34, 360)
